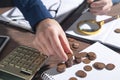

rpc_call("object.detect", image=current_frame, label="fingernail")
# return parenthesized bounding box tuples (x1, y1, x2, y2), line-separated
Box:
(63, 56, 68, 62)
(87, 0, 94, 3)
(91, 4, 95, 7)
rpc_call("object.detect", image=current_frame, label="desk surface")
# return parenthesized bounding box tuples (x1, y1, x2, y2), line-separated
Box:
(0, 3, 120, 80)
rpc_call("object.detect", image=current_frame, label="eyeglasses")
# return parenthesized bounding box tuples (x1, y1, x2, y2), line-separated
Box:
(48, 0, 61, 18)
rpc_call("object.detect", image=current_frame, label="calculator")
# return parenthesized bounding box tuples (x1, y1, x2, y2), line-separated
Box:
(0, 46, 48, 80)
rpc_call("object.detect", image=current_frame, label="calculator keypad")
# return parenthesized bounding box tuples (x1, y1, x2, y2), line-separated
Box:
(0, 46, 48, 75)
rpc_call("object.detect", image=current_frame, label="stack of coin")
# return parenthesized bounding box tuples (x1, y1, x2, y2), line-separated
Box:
(56, 63, 66, 73)
(87, 52, 96, 61)
(65, 53, 74, 67)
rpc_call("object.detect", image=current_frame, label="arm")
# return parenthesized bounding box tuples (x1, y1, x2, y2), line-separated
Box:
(13, 0, 73, 61)
(13, 0, 52, 31)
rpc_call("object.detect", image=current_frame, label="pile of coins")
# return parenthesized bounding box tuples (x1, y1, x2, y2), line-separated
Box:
(56, 53, 74, 73)
(56, 38, 115, 80)
(56, 51, 115, 80)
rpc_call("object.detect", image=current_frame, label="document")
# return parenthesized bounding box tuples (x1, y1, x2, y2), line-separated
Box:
(41, 42, 120, 80)
(66, 12, 120, 49)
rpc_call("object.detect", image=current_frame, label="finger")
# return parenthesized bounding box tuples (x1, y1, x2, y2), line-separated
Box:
(49, 34, 68, 61)
(87, 0, 94, 3)
(90, 0, 106, 8)
(38, 35, 55, 56)
(90, 7, 101, 13)
(59, 33, 73, 54)
(90, 6, 110, 15)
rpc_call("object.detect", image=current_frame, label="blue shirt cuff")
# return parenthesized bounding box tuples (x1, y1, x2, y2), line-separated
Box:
(13, 0, 53, 32)
(112, 0, 120, 4)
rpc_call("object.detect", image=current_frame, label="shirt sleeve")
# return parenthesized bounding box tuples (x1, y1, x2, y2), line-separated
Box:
(13, 0, 53, 31)
(112, 0, 120, 4)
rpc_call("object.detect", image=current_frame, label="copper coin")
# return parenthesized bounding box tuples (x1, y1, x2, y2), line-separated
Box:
(87, 52, 96, 61)
(71, 42, 80, 49)
(68, 38, 75, 42)
(83, 65, 92, 71)
(79, 52, 88, 57)
(75, 58, 82, 64)
(69, 77, 78, 80)
(114, 28, 120, 33)
(56, 63, 66, 73)
(93, 62, 105, 70)
(65, 59, 73, 67)
(105, 63, 115, 70)
(65, 53, 74, 67)
(74, 53, 82, 59)
(67, 53, 74, 60)
(75, 70, 87, 78)
(82, 58, 91, 64)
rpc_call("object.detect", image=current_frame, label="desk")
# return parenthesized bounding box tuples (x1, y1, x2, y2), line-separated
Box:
(0, 7, 91, 80)
(0, 3, 120, 80)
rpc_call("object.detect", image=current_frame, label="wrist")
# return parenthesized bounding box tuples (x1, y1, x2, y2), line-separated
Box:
(36, 18, 55, 32)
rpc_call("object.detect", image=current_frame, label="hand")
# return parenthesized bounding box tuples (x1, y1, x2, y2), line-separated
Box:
(33, 18, 73, 61)
(87, 0, 113, 15)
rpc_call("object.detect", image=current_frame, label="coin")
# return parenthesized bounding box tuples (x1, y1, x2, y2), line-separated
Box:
(114, 28, 120, 33)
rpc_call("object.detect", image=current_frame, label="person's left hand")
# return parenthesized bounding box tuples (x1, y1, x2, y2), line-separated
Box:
(87, 0, 113, 15)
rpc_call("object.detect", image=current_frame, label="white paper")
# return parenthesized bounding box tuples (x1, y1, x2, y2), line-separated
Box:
(41, 0, 84, 22)
(0, 7, 32, 31)
(41, 0, 84, 17)
(65, 12, 120, 48)
(103, 18, 120, 48)
(42, 42, 120, 80)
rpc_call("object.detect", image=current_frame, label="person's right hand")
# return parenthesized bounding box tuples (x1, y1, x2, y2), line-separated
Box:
(33, 18, 73, 61)
(87, 0, 113, 15)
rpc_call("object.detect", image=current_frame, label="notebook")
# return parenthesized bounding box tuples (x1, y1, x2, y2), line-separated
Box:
(65, 12, 120, 49)
(41, 42, 120, 80)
